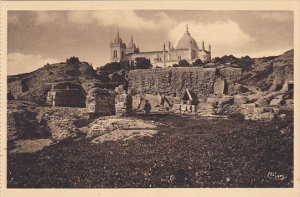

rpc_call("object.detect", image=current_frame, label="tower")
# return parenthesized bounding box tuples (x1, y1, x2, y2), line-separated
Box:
(110, 30, 126, 62)
(168, 41, 171, 61)
(126, 35, 139, 55)
(189, 40, 193, 60)
(209, 43, 211, 53)
(163, 43, 166, 61)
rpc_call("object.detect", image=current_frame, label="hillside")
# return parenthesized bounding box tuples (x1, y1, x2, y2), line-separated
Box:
(241, 49, 293, 91)
(7, 50, 294, 105)
(8, 60, 99, 105)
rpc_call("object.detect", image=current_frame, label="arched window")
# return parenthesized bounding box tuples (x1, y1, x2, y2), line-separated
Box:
(113, 50, 118, 58)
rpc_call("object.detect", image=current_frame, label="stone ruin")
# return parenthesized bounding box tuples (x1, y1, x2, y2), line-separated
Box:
(46, 82, 86, 108)
(115, 85, 133, 116)
(40, 67, 293, 122)
(173, 89, 198, 115)
(120, 67, 293, 121)
(86, 88, 116, 116)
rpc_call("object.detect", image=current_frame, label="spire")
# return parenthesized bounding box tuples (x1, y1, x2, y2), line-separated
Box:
(202, 41, 205, 50)
(114, 29, 122, 43)
(186, 23, 189, 33)
(117, 29, 120, 39)
(209, 43, 211, 52)
(163, 43, 166, 50)
(130, 35, 133, 43)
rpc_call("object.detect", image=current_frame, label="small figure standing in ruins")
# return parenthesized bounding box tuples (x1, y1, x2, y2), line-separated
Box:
(144, 100, 151, 115)
(123, 74, 129, 93)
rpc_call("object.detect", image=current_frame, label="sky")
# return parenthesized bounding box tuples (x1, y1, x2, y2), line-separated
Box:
(8, 10, 294, 75)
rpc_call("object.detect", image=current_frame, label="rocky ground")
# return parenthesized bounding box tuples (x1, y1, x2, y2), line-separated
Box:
(7, 113, 293, 188)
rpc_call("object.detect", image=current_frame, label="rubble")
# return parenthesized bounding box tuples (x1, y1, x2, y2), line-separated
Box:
(36, 107, 87, 141)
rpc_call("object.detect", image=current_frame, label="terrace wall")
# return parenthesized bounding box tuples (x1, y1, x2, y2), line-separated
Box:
(128, 67, 243, 101)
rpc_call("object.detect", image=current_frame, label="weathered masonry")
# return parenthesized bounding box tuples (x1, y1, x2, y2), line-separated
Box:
(127, 67, 243, 101)
(47, 82, 86, 107)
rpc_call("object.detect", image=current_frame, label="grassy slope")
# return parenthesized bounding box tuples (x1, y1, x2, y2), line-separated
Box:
(7, 114, 293, 188)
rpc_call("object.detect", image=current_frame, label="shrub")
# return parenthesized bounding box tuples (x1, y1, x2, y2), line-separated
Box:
(179, 59, 190, 67)
(66, 56, 80, 65)
(134, 57, 153, 69)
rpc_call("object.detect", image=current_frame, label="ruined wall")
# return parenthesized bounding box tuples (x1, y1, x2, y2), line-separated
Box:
(270, 63, 293, 91)
(47, 89, 86, 107)
(7, 81, 23, 99)
(86, 88, 116, 115)
(219, 67, 243, 82)
(128, 67, 217, 101)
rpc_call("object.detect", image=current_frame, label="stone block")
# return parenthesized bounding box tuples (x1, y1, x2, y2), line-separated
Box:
(234, 95, 249, 105)
(241, 103, 256, 108)
(270, 95, 283, 106)
(253, 107, 264, 114)
(206, 97, 219, 104)
(240, 109, 247, 115)
(260, 112, 275, 121)
(272, 108, 280, 114)
(198, 103, 214, 110)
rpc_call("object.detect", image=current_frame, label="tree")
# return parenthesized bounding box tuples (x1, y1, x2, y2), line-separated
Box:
(66, 56, 80, 65)
(238, 55, 254, 71)
(177, 59, 191, 67)
(100, 62, 122, 72)
(134, 57, 153, 69)
(120, 60, 131, 70)
(192, 59, 204, 67)
(213, 55, 237, 65)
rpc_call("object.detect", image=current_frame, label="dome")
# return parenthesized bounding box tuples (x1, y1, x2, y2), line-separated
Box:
(173, 29, 199, 50)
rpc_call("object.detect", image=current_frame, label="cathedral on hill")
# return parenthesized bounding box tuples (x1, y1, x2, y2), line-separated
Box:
(110, 25, 212, 68)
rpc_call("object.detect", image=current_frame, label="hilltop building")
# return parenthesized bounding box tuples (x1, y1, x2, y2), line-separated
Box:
(110, 25, 212, 68)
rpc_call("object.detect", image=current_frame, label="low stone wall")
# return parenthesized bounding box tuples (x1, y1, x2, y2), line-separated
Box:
(240, 103, 278, 121)
(219, 67, 243, 82)
(128, 67, 243, 100)
(128, 67, 217, 101)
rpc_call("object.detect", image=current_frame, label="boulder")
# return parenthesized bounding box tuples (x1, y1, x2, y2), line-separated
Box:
(247, 93, 262, 103)
(260, 112, 275, 121)
(255, 92, 277, 107)
(270, 95, 284, 106)
(241, 103, 256, 114)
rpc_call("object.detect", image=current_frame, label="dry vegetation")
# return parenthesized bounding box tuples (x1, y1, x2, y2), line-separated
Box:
(8, 113, 293, 188)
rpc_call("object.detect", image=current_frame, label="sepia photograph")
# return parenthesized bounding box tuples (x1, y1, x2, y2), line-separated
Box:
(4, 6, 296, 190)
